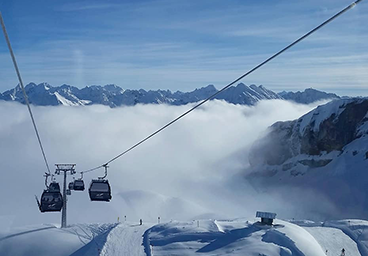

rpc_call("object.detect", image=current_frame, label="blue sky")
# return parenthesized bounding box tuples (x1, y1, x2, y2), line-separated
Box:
(0, 0, 367, 95)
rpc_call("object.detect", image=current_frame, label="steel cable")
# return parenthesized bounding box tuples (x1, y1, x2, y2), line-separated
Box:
(82, 0, 363, 174)
(0, 12, 51, 175)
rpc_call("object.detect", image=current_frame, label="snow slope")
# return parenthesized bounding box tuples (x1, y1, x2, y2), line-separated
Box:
(292, 219, 368, 256)
(146, 219, 326, 256)
(326, 220, 368, 256)
(100, 223, 154, 256)
(303, 227, 359, 255)
(0, 223, 117, 256)
(2, 219, 368, 256)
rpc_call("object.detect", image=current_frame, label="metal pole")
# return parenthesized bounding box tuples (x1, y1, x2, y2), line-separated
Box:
(55, 164, 75, 229)
(61, 170, 67, 228)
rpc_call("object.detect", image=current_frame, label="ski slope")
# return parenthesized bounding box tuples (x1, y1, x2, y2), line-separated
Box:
(1, 219, 368, 256)
(303, 227, 360, 255)
(100, 223, 154, 256)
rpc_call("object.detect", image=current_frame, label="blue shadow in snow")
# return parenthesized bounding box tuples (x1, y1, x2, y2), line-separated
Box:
(145, 224, 262, 254)
(0, 226, 56, 242)
(196, 225, 261, 253)
(262, 230, 305, 256)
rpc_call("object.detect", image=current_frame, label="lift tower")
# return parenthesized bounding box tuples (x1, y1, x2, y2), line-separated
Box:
(55, 164, 76, 228)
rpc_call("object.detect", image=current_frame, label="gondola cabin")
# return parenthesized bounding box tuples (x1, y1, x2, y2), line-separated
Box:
(73, 179, 85, 191)
(39, 190, 63, 212)
(89, 179, 112, 202)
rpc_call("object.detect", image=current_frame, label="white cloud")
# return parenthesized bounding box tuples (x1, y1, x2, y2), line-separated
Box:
(58, 3, 123, 12)
(0, 100, 323, 227)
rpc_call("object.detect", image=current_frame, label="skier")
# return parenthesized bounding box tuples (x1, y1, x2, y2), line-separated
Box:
(140, 219, 142, 225)
(341, 248, 345, 256)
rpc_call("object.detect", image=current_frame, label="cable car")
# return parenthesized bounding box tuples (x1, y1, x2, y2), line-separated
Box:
(68, 182, 74, 190)
(36, 181, 63, 213)
(37, 189, 63, 212)
(89, 179, 112, 202)
(73, 179, 85, 191)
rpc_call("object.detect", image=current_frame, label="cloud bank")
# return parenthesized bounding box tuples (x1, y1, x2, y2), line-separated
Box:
(0, 99, 323, 227)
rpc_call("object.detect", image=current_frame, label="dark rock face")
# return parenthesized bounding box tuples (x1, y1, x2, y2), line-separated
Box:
(249, 99, 368, 167)
(301, 100, 368, 155)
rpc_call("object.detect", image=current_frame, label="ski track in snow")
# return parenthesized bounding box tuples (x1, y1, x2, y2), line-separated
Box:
(100, 222, 154, 256)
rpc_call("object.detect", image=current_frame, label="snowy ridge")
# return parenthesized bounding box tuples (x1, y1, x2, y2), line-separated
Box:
(0, 82, 336, 107)
(250, 97, 368, 168)
(297, 98, 362, 134)
(279, 88, 340, 104)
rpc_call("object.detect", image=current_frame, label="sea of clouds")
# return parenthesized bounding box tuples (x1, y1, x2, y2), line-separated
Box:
(0, 99, 325, 228)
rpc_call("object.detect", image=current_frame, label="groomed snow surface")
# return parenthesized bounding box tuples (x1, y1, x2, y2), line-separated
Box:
(1, 218, 367, 256)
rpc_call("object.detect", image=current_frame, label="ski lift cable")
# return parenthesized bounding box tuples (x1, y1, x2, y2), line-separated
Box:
(81, 0, 363, 174)
(0, 12, 51, 175)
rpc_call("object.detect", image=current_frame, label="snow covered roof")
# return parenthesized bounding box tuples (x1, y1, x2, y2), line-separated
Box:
(256, 211, 277, 219)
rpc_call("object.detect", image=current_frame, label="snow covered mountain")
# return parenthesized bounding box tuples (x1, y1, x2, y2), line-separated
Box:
(0, 82, 324, 107)
(248, 98, 368, 219)
(279, 88, 340, 104)
(0, 83, 90, 106)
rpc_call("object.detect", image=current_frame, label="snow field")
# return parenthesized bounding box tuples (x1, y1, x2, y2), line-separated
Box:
(0, 223, 116, 256)
(1, 219, 368, 256)
(146, 219, 326, 256)
(303, 227, 360, 256)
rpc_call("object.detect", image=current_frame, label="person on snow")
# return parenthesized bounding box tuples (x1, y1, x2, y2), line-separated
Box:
(140, 219, 142, 225)
(341, 248, 345, 256)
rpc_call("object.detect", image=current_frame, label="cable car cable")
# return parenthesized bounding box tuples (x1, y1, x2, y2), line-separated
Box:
(0, 12, 51, 175)
(81, 0, 363, 174)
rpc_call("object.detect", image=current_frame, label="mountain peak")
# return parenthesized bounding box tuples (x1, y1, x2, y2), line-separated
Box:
(194, 84, 217, 92)
(103, 84, 124, 93)
(204, 84, 216, 91)
(279, 87, 340, 104)
(236, 83, 248, 89)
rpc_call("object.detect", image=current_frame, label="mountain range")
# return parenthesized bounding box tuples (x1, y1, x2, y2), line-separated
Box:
(0, 82, 340, 107)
